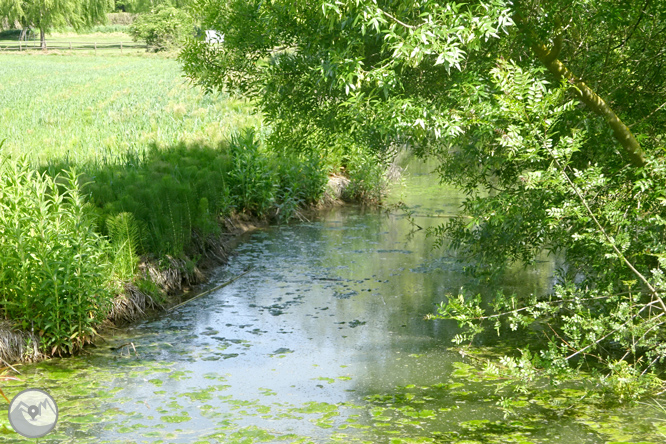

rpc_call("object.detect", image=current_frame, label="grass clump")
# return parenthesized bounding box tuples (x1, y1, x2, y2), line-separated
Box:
(0, 149, 114, 355)
(78, 129, 328, 258)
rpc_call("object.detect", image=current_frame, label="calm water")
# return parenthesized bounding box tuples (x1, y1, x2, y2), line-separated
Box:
(1, 161, 664, 443)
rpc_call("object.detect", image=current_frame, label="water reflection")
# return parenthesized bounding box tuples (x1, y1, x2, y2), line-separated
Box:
(0, 161, 662, 443)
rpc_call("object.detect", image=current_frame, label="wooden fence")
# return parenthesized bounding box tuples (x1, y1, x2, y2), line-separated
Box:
(0, 41, 147, 54)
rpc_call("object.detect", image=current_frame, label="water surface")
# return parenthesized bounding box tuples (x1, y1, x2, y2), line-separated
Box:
(1, 161, 664, 443)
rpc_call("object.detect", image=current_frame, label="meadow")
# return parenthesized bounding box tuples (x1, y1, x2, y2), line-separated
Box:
(0, 53, 331, 356)
(0, 54, 257, 163)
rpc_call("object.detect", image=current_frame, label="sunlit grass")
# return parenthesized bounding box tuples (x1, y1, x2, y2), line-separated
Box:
(0, 54, 260, 166)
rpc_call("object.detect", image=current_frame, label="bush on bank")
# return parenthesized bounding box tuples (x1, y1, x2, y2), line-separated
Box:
(129, 6, 192, 51)
(0, 151, 114, 356)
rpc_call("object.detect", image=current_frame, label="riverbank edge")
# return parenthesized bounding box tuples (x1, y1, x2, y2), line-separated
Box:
(0, 176, 351, 366)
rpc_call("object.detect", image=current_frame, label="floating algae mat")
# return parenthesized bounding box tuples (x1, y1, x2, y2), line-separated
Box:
(1, 161, 666, 443)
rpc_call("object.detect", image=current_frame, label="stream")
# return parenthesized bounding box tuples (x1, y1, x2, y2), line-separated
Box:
(1, 161, 665, 443)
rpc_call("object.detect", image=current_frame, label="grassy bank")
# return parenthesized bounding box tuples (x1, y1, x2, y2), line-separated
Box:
(0, 53, 383, 361)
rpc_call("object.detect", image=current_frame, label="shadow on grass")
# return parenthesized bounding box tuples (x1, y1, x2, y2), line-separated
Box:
(40, 132, 328, 260)
(0, 30, 23, 40)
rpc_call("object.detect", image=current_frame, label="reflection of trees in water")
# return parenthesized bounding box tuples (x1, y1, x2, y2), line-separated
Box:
(226, 166, 555, 397)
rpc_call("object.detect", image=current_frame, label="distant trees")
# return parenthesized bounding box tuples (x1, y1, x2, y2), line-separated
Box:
(114, 0, 189, 14)
(128, 5, 192, 51)
(0, 0, 113, 48)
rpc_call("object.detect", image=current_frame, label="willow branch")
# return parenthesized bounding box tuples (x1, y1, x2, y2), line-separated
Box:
(380, 9, 417, 30)
(546, 151, 666, 312)
(514, 14, 647, 167)
(628, 101, 666, 128)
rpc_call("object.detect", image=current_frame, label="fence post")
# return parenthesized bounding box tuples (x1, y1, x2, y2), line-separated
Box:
(120, 41, 123, 54)
(94, 42, 97, 55)
(69, 42, 72, 50)
(19, 41, 22, 51)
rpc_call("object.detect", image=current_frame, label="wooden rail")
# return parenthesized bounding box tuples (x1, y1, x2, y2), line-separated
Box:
(0, 41, 147, 54)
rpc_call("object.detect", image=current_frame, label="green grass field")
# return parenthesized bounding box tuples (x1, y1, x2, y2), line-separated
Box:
(0, 54, 260, 165)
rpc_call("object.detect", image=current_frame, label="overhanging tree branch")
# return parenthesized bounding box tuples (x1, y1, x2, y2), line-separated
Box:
(546, 147, 665, 312)
(514, 14, 647, 167)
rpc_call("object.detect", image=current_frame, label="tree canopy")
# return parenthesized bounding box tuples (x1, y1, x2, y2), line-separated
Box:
(0, 0, 112, 47)
(181, 0, 666, 394)
(114, 0, 189, 14)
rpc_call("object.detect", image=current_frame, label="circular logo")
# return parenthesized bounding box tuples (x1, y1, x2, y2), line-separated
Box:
(8, 389, 58, 438)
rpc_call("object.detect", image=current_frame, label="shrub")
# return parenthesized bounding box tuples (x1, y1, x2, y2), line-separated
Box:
(129, 6, 192, 51)
(0, 152, 114, 355)
(274, 153, 328, 220)
(341, 146, 389, 203)
(228, 130, 275, 216)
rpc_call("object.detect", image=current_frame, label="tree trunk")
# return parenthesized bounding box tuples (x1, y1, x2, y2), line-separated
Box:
(40, 28, 46, 50)
(514, 15, 647, 168)
(19, 28, 27, 42)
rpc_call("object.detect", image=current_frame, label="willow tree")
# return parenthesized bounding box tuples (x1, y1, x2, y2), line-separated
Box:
(0, 0, 112, 48)
(181, 0, 666, 393)
(115, 0, 189, 14)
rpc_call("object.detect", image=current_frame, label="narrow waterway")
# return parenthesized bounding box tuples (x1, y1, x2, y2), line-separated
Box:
(2, 162, 664, 443)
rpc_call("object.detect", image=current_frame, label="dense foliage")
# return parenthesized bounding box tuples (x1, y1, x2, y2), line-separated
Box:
(181, 0, 666, 395)
(0, 54, 335, 358)
(80, 131, 328, 257)
(129, 5, 192, 51)
(0, 150, 114, 355)
(114, 0, 189, 14)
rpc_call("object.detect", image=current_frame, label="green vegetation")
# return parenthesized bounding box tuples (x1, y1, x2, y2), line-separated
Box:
(80, 130, 327, 257)
(0, 147, 113, 355)
(0, 0, 112, 48)
(181, 0, 666, 400)
(4, 353, 666, 442)
(0, 53, 331, 355)
(0, 55, 256, 164)
(2, 0, 664, 411)
(114, 0, 189, 14)
(128, 5, 192, 52)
